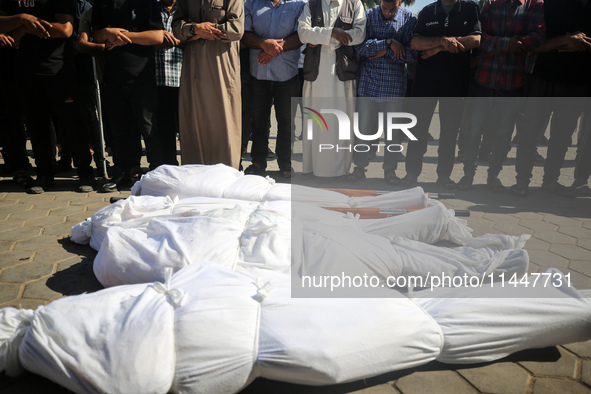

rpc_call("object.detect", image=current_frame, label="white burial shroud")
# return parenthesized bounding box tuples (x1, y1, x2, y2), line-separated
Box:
(0, 164, 589, 393)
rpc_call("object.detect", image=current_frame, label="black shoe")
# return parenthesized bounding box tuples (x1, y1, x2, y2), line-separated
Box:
(100, 173, 132, 193)
(28, 176, 55, 194)
(78, 174, 95, 193)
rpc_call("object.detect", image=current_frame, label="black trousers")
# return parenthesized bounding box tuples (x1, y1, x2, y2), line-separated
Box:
(405, 98, 464, 180)
(156, 86, 180, 166)
(18, 70, 92, 179)
(515, 76, 587, 185)
(102, 81, 162, 174)
(250, 76, 299, 171)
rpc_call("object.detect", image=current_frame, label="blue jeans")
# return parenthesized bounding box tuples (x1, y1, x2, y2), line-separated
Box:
(462, 85, 523, 178)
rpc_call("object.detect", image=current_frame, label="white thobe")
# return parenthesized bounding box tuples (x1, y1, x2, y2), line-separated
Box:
(298, 0, 366, 177)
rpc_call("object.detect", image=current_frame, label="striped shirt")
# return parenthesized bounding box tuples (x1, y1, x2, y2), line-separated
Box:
(475, 0, 545, 91)
(356, 5, 417, 99)
(155, 1, 183, 87)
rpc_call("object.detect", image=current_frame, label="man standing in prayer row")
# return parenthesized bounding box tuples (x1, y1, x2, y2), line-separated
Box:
(401, 0, 481, 189)
(298, 0, 366, 178)
(347, 0, 416, 185)
(173, 0, 244, 169)
(242, 0, 305, 178)
(156, 0, 182, 166)
(456, 0, 545, 191)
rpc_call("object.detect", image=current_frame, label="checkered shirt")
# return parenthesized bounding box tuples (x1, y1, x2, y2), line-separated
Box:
(356, 6, 417, 99)
(476, 0, 545, 91)
(155, 1, 183, 88)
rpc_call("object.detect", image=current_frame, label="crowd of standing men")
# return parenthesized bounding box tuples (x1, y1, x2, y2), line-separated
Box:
(0, 0, 590, 196)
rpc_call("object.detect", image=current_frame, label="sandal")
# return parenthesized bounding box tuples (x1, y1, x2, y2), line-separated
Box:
(541, 181, 575, 198)
(347, 167, 366, 182)
(487, 176, 505, 193)
(457, 175, 473, 191)
(510, 182, 528, 197)
(13, 170, 35, 189)
(384, 169, 400, 185)
(244, 163, 265, 176)
(400, 174, 418, 186)
(436, 177, 456, 190)
(280, 168, 292, 178)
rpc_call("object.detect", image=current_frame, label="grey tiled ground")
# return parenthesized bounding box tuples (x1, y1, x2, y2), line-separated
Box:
(0, 112, 590, 392)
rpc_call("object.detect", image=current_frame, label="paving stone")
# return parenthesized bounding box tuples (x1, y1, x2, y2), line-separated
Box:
(511, 212, 544, 220)
(395, 371, 477, 394)
(493, 222, 534, 236)
(550, 245, 591, 261)
(33, 200, 70, 210)
(578, 239, 591, 251)
(0, 251, 33, 270)
(523, 236, 550, 251)
(22, 275, 79, 300)
(530, 378, 589, 394)
(85, 202, 109, 212)
(482, 212, 519, 224)
(0, 196, 17, 204)
(1, 262, 54, 283)
(559, 226, 591, 239)
(57, 256, 94, 276)
(352, 383, 400, 394)
(568, 261, 591, 277)
(24, 215, 64, 227)
(43, 222, 78, 237)
(15, 194, 55, 204)
(532, 231, 576, 245)
(456, 363, 530, 394)
(518, 219, 559, 232)
(34, 246, 80, 263)
(8, 209, 48, 220)
(0, 283, 20, 303)
(520, 347, 578, 378)
(544, 215, 583, 227)
(0, 227, 41, 242)
(69, 196, 105, 206)
(53, 192, 86, 202)
(14, 236, 59, 251)
(466, 217, 493, 229)
(582, 360, 591, 387)
(0, 203, 32, 214)
(563, 340, 591, 359)
(66, 211, 93, 223)
(527, 250, 569, 268)
(0, 241, 12, 253)
(0, 299, 47, 310)
(48, 206, 85, 217)
(0, 219, 24, 232)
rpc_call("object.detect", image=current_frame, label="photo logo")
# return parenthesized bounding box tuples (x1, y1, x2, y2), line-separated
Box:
(303, 108, 418, 153)
(303, 107, 329, 132)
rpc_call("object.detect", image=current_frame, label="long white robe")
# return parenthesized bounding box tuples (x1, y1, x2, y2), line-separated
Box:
(297, 0, 366, 177)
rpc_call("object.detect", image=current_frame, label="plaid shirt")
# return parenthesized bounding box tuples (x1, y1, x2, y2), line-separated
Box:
(155, 1, 183, 87)
(476, 0, 545, 91)
(356, 6, 417, 99)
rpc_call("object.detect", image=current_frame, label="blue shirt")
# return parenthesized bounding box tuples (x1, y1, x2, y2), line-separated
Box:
(356, 6, 417, 98)
(244, 0, 305, 81)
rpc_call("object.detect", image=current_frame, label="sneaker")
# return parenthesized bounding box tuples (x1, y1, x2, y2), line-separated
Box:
(100, 173, 132, 193)
(28, 176, 55, 194)
(78, 175, 95, 193)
